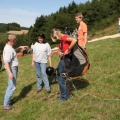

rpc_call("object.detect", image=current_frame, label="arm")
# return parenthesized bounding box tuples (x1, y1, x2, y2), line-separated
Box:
(47, 43, 52, 66)
(83, 23, 88, 49)
(15, 46, 28, 53)
(5, 63, 14, 79)
(64, 37, 77, 55)
(48, 56, 52, 67)
(83, 32, 87, 48)
(66, 37, 77, 50)
(15, 47, 21, 53)
(31, 54, 35, 67)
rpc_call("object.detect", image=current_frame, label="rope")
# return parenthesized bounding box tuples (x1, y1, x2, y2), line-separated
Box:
(78, 93, 120, 101)
(42, 92, 60, 101)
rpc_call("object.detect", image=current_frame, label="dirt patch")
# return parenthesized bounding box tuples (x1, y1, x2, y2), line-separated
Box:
(88, 33, 120, 43)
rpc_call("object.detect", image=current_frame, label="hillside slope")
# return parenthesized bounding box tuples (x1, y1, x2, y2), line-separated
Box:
(0, 37, 119, 120)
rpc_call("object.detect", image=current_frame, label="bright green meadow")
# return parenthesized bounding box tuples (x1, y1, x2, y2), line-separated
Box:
(0, 37, 120, 120)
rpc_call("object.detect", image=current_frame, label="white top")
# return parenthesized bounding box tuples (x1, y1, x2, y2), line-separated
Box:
(119, 19, 120, 25)
(33, 42, 51, 63)
(3, 44, 18, 68)
(31, 44, 34, 49)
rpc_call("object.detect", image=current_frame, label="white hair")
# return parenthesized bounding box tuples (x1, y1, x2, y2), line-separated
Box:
(8, 35, 16, 41)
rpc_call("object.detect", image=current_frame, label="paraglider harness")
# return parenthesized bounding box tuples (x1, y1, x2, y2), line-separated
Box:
(57, 27, 90, 79)
(43, 30, 90, 101)
(56, 43, 90, 79)
(55, 38, 90, 93)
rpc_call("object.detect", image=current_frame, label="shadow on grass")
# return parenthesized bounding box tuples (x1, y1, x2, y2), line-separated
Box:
(48, 75, 89, 90)
(67, 78, 90, 91)
(0, 68, 6, 72)
(11, 82, 36, 105)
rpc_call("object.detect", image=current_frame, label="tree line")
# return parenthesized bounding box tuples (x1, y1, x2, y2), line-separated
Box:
(28, 0, 120, 45)
(0, 0, 120, 52)
(0, 23, 21, 33)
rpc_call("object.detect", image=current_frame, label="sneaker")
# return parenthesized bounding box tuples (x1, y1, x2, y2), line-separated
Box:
(46, 90, 51, 93)
(57, 98, 69, 102)
(37, 89, 42, 93)
(4, 106, 11, 110)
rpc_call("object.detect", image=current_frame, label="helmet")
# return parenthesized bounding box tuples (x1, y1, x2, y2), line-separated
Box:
(46, 66, 55, 76)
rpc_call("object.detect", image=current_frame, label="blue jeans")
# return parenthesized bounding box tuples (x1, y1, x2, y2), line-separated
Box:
(34, 62, 50, 91)
(4, 66, 18, 106)
(57, 60, 70, 100)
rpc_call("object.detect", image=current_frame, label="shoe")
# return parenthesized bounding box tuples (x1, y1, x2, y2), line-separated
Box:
(57, 95, 61, 99)
(37, 89, 42, 93)
(46, 90, 51, 93)
(57, 98, 69, 102)
(4, 106, 11, 110)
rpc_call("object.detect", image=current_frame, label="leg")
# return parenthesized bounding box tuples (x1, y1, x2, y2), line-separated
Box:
(56, 60, 70, 100)
(4, 66, 18, 107)
(34, 62, 42, 90)
(40, 63, 50, 91)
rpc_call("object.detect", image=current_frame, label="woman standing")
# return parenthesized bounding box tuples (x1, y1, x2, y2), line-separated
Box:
(51, 28, 77, 102)
(32, 33, 52, 93)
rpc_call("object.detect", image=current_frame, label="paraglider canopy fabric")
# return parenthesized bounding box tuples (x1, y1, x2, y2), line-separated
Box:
(64, 44, 90, 77)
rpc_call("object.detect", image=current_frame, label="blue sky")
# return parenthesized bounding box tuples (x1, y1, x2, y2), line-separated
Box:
(0, 0, 89, 27)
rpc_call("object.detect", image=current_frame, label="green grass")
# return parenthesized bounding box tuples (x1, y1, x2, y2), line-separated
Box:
(0, 37, 120, 120)
(88, 22, 118, 40)
(0, 33, 7, 42)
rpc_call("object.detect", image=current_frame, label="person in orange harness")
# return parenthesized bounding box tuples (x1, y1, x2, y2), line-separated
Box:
(51, 28, 77, 102)
(75, 13, 88, 49)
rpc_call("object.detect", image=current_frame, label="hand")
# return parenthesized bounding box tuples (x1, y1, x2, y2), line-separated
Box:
(58, 51, 64, 57)
(20, 46, 28, 51)
(31, 61, 34, 67)
(64, 49, 70, 55)
(8, 72, 14, 80)
(49, 64, 52, 67)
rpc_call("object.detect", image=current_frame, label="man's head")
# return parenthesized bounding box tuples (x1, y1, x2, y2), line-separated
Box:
(7, 35, 17, 45)
(75, 13, 83, 24)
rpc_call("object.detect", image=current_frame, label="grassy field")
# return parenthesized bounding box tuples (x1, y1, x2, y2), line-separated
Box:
(88, 22, 118, 40)
(7, 30, 28, 35)
(0, 30, 28, 43)
(0, 37, 120, 120)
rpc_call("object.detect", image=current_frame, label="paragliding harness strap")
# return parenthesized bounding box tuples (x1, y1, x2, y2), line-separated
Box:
(59, 44, 90, 91)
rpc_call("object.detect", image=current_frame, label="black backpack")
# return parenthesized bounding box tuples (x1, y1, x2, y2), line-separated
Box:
(64, 43, 90, 77)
